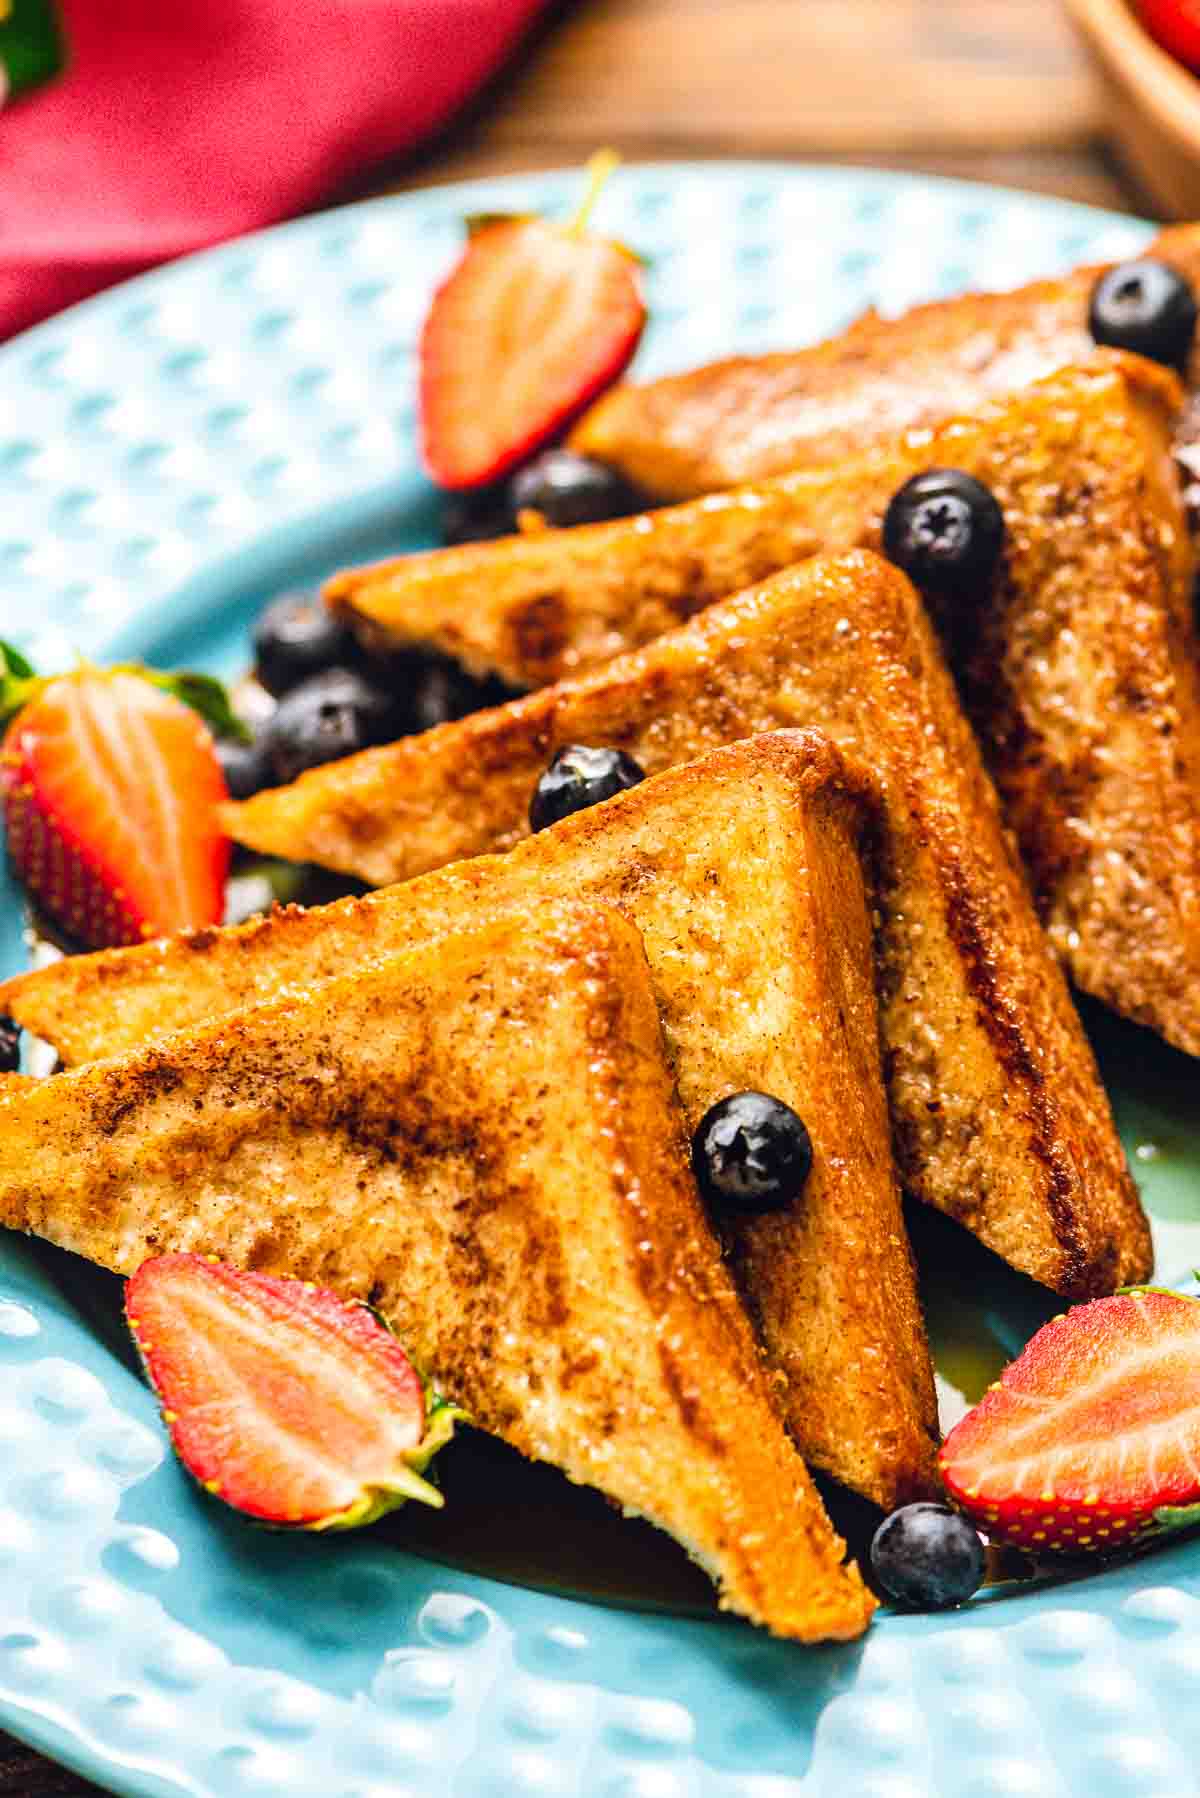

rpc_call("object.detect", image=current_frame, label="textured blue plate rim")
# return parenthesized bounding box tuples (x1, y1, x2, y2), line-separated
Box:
(2, 158, 1155, 365)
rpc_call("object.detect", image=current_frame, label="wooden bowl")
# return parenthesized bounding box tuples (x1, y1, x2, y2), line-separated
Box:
(1068, 0, 1200, 216)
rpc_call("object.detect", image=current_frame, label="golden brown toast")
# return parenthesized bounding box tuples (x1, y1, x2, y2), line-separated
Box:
(328, 357, 1181, 683)
(1, 733, 940, 1511)
(327, 482, 814, 687)
(325, 358, 1200, 1057)
(569, 224, 1200, 497)
(7, 566, 1150, 1302)
(225, 554, 1148, 1298)
(0, 903, 873, 1642)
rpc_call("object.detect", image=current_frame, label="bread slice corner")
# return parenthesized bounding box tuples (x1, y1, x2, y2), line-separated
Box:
(0, 901, 874, 1643)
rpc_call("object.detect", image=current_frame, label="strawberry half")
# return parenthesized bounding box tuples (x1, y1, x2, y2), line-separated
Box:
(941, 1289, 1200, 1554)
(420, 151, 646, 489)
(1, 669, 230, 949)
(126, 1255, 461, 1529)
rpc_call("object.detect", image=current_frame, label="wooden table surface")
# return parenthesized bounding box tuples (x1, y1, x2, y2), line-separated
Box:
(0, 2, 1150, 1793)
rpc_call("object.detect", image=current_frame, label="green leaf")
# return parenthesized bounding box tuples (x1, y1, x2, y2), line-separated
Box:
(0, 0, 67, 100)
(464, 210, 533, 239)
(412, 1395, 469, 1473)
(313, 1463, 444, 1529)
(0, 649, 251, 742)
(306, 1394, 468, 1532)
(463, 206, 647, 266)
(1151, 1500, 1200, 1538)
(0, 639, 43, 729)
(1114, 1284, 1200, 1301)
(121, 667, 251, 743)
(0, 639, 35, 682)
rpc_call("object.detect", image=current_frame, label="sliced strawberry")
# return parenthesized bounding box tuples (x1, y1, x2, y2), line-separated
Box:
(941, 1289, 1200, 1553)
(1134, 0, 1200, 71)
(126, 1255, 460, 1529)
(1, 670, 230, 949)
(420, 153, 645, 489)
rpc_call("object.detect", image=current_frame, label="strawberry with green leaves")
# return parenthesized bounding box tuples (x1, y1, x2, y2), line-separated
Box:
(941, 1287, 1200, 1555)
(0, 640, 240, 949)
(420, 150, 646, 490)
(127, 1255, 461, 1529)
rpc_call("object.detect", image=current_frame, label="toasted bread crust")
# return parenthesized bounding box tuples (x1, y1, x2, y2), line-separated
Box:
(6, 568, 1149, 1300)
(0, 903, 873, 1642)
(327, 484, 821, 687)
(568, 224, 1200, 497)
(0, 732, 940, 1510)
(226, 554, 1147, 1296)
(952, 362, 1200, 1052)
(326, 358, 1200, 1056)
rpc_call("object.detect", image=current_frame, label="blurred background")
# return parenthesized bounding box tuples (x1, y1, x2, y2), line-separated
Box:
(396, 0, 1139, 210)
(4, 0, 1200, 352)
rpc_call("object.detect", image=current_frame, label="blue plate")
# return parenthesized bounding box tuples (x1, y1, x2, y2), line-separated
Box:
(2, 163, 1200, 1798)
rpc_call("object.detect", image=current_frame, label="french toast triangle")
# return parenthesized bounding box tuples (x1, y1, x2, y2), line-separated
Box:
(567, 223, 1200, 497)
(0, 731, 941, 1513)
(324, 356, 1200, 1059)
(220, 552, 1150, 1300)
(0, 902, 874, 1644)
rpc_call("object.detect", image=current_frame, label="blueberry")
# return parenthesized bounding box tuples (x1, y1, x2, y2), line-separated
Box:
(690, 1091, 813, 1214)
(253, 592, 356, 697)
(217, 733, 275, 801)
(407, 655, 514, 734)
(510, 451, 637, 529)
(528, 744, 646, 833)
(869, 1503, 985, 1610)
(265, 669, 403, 784)
(440, 484, 514, 546)
(0, 1017, 20, 1075)
(882, 468, 1005, 596)
(1089, 257, 1198, 370)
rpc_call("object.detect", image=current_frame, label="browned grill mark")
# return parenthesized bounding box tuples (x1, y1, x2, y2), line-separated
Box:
(933, 846, 1086, 1290)
(509, 592, 568, 674)
(657, 1339, 728, 1460)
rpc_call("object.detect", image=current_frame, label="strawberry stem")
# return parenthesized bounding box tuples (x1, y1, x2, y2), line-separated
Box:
(567, 148, 620, 238)
(120, 667, 250, 744)
(0, 641, 45, 730)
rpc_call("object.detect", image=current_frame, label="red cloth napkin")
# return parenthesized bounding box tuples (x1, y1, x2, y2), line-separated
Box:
(0, 0, 547, 340)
